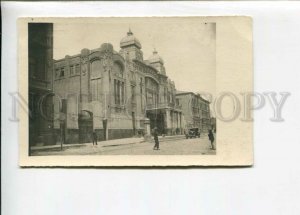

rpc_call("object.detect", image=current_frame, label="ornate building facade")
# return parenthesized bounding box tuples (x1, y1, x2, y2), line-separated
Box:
(53, 30, 184, 144)
(176, 91, 211, 132)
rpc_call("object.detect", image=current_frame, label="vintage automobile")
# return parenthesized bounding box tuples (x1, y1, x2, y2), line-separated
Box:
(185, 128, 201, 139)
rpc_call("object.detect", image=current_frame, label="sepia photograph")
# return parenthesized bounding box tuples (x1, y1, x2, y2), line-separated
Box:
(3, 2, 300, 214)
(19, 17, 252, 166)
(28, 18, 216, 156)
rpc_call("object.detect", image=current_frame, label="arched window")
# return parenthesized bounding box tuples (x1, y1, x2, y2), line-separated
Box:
(90, 60, 103, 101)
(113, 63, 125, 106)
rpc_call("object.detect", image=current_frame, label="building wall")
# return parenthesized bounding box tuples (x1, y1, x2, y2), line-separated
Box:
(210, 117, 216, 132)
(176, 92, 211, 133)
(53, 38, 183, 143)
(28, 23, 54, 147)
(200, 100, 211, 132)
(176, 94, 193, 127)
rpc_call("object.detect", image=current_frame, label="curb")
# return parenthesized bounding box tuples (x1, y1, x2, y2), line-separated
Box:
(31, 140, 146, 152)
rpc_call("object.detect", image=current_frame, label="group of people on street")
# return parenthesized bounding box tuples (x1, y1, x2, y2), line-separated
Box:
(92, 128, 215, 151)
(152, 127, 216, 151)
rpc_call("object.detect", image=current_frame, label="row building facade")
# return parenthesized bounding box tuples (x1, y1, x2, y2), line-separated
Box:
(52, 30, 184, 143)
(28, 23, 55, 147)
(176, 91, 211, 132)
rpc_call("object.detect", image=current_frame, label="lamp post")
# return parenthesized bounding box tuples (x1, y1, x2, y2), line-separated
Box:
(59, 112, 66, 150)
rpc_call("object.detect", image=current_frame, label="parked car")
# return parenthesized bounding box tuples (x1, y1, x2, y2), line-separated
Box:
(185, 128, 200, 139)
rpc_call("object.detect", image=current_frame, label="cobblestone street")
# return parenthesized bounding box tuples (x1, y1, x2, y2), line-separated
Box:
(32, 136, 216, 156)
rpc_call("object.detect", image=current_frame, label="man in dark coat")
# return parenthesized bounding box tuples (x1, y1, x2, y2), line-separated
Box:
(208, 130, 215, 150)
(92, 130, 98, 146)
(153, 127, 160, 150)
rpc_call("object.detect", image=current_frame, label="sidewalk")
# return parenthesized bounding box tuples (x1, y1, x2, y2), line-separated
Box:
(30, 135, 189, 152)
(101, 137, 145, 147)
(147, 135, 186, 143)
(31, 137, 145, 152)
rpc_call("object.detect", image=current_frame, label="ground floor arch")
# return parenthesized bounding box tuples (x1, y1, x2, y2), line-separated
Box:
(78, 110, 93, 143)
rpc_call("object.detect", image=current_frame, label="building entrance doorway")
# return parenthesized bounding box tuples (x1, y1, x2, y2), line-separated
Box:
(78, 110, 93, 143)
(146, 111, 165, 135)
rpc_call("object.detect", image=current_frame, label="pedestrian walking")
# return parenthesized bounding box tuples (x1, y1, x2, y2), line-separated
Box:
(92, 130, 98, 146)
(208, 129, 215, 150)
(153, 127, 160, 150)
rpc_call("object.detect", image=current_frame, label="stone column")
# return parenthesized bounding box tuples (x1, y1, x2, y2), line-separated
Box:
(176, 112, 179, 128)
(166, 109, 172, 135)
(179, 113, 182, 134)
(100, 43, 114, 140)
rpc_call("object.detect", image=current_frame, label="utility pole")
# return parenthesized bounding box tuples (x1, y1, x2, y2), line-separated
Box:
(59, 112, 66, 151)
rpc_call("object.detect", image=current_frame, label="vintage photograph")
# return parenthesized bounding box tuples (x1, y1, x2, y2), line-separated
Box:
(28, 18, 216, 156)
(3, 2, 298, 214)
(19, 17, 253, 166)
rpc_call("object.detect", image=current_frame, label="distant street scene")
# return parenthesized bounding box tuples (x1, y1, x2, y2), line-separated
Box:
(32, 135, 216, 156)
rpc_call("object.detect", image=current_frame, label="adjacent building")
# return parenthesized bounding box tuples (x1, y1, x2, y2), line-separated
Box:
(28, 23, 54, 147)
(176, 91, 211, 132)
(53, 30, 184, 144)
(210, 117, 216, 132)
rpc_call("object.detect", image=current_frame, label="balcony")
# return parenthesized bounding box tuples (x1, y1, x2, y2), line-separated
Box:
(146, 102, 182, 110)
(175, 104, 182, 110)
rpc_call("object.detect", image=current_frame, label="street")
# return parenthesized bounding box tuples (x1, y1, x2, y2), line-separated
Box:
(32, 136, 216, 156)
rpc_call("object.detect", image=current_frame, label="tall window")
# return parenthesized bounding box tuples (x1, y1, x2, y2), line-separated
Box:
(90, 60, 103, 101)
(145, 77, 159, 106)
(114, 79, 124, 105)
(113, 62, 125, 105)
(60, 67, 65, 78)
(120, 81, 125, 104)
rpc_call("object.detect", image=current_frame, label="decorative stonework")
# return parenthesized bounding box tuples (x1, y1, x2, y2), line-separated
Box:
(81, 64, 88, 76)
(81, 56, 89, 76)
(81, 56, 89, 64)
(102, 50, 113, 73)
(51, 32, 185, 144)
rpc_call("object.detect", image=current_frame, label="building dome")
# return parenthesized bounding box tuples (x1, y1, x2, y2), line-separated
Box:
(148, 49, 164, 64)
(120, 29, 142, 49)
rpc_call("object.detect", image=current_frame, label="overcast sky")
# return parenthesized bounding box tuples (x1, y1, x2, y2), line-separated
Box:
(54, 18, 216, 98)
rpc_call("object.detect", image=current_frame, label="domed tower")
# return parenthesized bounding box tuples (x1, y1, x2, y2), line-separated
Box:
(119, 29, 143, 61)
(148, 49, 166, 75)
